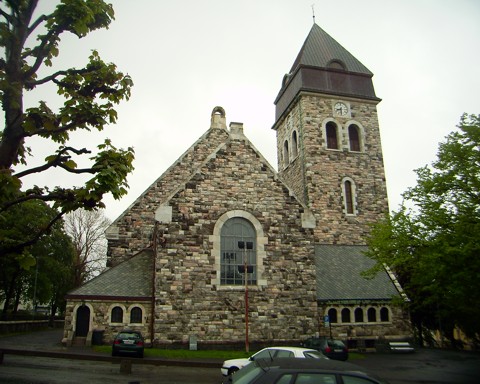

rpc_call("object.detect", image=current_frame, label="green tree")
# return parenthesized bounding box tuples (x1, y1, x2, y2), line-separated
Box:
(0, 199, 75, 320)
(0, 0, 134, 259)
(365, 114, 480, 347)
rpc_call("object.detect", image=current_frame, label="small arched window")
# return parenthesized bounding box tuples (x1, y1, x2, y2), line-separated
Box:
(283, 140, 290, 167)
(354, 308, 364, 323)
(367, 307, 376, 322)
(341, 308, 351, 323)
(344, 180, 354, 214)
(348, 124, 361, 152)
(380, 307, 390, 322)
(326, 122, 338, 149)
(130, 307, 142, 323)
(111, 306, 123, 323)
(291, 131, 298, 158)
(328, 308, 338, 323)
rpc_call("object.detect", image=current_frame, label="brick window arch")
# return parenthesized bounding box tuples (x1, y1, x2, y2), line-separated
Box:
(212, 211, 267, 289)
(326, 121, 339, 149)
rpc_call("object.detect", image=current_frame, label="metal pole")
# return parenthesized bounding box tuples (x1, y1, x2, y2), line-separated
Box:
(244, 245, 249, 353)
(32, 257, 39, 319)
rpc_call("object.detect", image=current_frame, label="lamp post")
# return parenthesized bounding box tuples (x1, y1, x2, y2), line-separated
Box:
(238, 240, 253, 353)
(32, 256, 39, 319)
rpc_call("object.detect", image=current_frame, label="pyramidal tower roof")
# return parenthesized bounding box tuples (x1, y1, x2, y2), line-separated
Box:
(289, 24, 372, 75)
(273, 24, 380, 125)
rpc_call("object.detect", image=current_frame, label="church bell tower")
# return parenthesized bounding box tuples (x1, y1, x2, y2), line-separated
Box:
(272, 24, 389, 244)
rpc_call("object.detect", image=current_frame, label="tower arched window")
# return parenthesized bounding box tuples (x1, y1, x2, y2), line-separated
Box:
(341, 308, 351, 323)
(354, 307, 364, 323)
(326, 122, 338, 149)
(328, 308, 338, 323)
(291, 130, 298, 158)
(344, 180, 354, 214)
(348, 124, 361, 152)
(220, 217, 257, 286)
(283, 140, 290, 167)
(367, 307, 376, 322)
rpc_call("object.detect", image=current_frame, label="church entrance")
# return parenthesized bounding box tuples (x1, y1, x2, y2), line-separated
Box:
(75, 305, 90, 337)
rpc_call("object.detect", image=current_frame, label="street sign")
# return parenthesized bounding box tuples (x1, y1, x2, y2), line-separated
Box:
(324, 315, 330, 327)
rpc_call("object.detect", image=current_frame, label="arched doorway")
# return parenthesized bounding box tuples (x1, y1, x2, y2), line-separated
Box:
(75, 305, 90, 337)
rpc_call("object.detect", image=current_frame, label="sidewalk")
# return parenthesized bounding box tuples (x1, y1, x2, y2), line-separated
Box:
(0, 328, 221, 367)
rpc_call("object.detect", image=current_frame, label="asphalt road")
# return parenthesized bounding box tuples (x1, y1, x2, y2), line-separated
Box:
(1, 328, 479, 383)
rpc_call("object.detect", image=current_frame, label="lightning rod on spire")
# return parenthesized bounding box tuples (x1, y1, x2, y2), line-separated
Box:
(311, 4, 315, 24)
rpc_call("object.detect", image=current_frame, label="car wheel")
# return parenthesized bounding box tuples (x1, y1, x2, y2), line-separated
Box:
(228, 367, 239, 376)
(111, 350, 117, 357)
(138, 351, 144, 358)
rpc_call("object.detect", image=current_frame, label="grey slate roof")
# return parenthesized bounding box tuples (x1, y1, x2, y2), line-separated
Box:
(66, 250, 153, 299)
(315, 245, 400, 302)
(289, 24, 372, 75)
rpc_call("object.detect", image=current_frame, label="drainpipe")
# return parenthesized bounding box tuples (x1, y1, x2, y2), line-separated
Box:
(150, 222, 159, 347)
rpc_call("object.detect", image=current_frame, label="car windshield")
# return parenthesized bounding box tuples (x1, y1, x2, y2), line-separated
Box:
(329, 340, 345, 348)
(232, 362, 266, 384)
(118, 332, 141, 340)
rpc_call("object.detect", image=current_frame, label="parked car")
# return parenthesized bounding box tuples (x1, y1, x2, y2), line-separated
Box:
(111, 330, 144, 358)
(301, 337, 349, 361)
(224, 357, 390, 384)
(221, 346, 327, 376)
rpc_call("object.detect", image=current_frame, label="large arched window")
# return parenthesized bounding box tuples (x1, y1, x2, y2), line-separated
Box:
(348, 124, 361, 152)
(326, 122, 339, 149)
(291, 131, 298, 158)
(220, 217, 257, 286)
(130, 307, 143, 324)
(367, 307, 376, 322)
(341, 308, 351, 323)
(111, 306, 123, 323)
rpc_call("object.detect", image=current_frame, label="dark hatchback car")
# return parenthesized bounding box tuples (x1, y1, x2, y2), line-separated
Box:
(111, 330, 144, 358)
(302, 337, 349, 361)
(225, 358, 389, 384)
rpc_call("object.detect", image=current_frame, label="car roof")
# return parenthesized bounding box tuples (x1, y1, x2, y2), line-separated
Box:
(261, 346, 317, 352)
(255, 357, 368, 373)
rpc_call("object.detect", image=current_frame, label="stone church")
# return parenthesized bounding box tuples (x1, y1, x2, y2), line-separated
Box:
(63, 24, 412, 350)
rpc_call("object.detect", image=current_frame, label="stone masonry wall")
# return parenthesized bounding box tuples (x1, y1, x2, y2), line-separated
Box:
(152, 135, 319, 345)
(278, 94, 389, 244)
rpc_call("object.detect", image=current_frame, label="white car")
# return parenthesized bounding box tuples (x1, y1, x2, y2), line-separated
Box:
(220, 346, 328, 376)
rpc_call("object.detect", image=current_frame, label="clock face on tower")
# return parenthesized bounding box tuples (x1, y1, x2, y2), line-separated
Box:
(334, 102, 349, 116)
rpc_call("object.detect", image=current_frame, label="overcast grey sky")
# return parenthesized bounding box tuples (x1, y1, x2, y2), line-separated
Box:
(16, 0, 480, 221)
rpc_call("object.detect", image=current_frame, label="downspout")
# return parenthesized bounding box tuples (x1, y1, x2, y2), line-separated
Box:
(150, 221, 158, 347)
